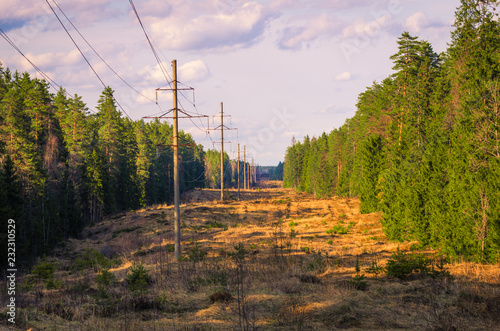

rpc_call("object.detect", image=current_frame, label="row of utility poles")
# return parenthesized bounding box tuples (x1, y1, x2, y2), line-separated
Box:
(143, 59, 258, 259)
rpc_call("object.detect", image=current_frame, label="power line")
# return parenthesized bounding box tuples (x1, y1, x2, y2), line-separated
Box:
(0, 28, 98, 114)
(45, 0, 132, 120)
(50, 0, 158, 105)
(129, 0, 171, 84)
(127, 0, 211, 136)
(0, 28, 60, 91)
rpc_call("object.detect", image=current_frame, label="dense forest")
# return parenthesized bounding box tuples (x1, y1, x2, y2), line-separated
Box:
(283, 1, 500, 262)
(0, 68, 255, 267)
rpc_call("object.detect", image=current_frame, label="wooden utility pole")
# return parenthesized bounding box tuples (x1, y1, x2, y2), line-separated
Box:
(243, 145, 247, 190)
(143, 59, 208, 260)
(172, 60, 181, 259)
(237, 143, 240, 200)
(207, 103, 236, 201)
(220, 102, 224, 201)
(252, 158, 255, 185)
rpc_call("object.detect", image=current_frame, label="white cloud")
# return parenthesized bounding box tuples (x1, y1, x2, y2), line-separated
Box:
(278, 13, 341, 50)
(7, 49, 83, 73)
(148, 1, 277, 51)
(335, 72, 351, 81)
(179, 60, 210, 83)
(0, 0, 121, 27)
(342, 15, 389, 39)
(403, 11, 449, 39)
(403, 12, 428, 33)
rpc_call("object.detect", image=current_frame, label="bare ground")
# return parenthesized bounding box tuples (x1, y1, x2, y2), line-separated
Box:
(2, 181, 500, 330)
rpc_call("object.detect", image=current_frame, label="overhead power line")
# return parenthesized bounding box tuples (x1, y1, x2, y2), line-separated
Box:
(129, 0, 171, 84)
(50, 0, 158, 105)
(45, 0, 132, 120)
(0, 27, 99, 113)
(0, 28, 60, 91)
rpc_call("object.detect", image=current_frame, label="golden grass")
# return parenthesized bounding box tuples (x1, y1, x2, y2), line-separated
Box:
(2, 181, 500, 330)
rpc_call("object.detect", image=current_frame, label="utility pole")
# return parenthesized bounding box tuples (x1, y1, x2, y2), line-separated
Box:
(252, 158, 255, 186)
(172, 60, 180, 259)
(237, 143, 240, 200)
(220, 102, 224, 201)
(207, 103, 237, 201)
(243, 145, 247, 190)
(143, 59, 208, 260)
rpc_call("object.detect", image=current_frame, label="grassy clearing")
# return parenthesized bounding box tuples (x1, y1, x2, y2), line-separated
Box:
(1, 181, 499, 330)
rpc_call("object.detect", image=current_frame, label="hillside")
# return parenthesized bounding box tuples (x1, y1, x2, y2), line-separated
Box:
(2, 181, 500, 330)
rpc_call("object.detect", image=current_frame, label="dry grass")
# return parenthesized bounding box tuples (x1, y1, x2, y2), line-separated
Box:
(1, 180, 500, 330)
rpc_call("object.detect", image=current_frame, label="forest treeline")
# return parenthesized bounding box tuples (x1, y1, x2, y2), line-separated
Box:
(283, 1, 500, 262)
(0, 68, 252, 266)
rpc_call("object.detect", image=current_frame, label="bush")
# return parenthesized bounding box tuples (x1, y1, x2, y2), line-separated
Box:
(32, 258, 61, 289)
(126, 264, 151, 292)
(96, 269, 116, 287)
(350, 274, 368, 291)
(186, 243, 207, 262)
(326, 224, 349, 235)
(306, 252, 327, 272)
(32, 259, 56, 280)
(96, 269, 116, 298)
(385, 250, 431, 280)
(71, 248, 121, 273)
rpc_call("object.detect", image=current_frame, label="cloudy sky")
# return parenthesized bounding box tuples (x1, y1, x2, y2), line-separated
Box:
(0, 0, 461, 165)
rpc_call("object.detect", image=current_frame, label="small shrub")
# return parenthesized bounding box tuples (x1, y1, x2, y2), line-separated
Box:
(302, 246, 311, 254)
(186, 243, 207, 262)
(385, 250, 431, 280)
(326, 224, 349, 235)
(126, 263, 151, 292)
(32, 259, 56, 280)
(71, 248, 121, 273)
(32, 259, 61, 289)
(327, 239, 333, 245)
(96, 269, 116, 287)
(366, 261, 384, 275)
(350, 274, 368, 291)
(289, 221, 299, 227)
(112, 226, 140, 237)
(228, 243, 247, 261)
(205, 220, 227, 230)
(96, 269, 116, 297)
(306, 252, 327, 272)
(290, 228, 297, 238)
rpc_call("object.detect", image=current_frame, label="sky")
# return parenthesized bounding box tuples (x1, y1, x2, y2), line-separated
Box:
(0, 0, 461, 165)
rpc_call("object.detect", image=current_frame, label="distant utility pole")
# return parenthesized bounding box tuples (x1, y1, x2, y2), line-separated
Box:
(220, 102, 224, 201)
(237, 143, 240, 200)
(172, 61, 180, 259)
(207, 103, 236, 201)
(143, 59, 207, 260)
(243, 145, 247, 190)
(252, 158, 255, 185)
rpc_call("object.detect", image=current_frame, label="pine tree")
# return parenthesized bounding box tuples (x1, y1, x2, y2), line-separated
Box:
(359, 135, 384, 213)
(96, 86, 123, 214)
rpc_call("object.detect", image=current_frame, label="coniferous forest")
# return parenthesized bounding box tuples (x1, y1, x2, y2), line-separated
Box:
(0, 71, 213, 265)
(284, 2, 500, 262)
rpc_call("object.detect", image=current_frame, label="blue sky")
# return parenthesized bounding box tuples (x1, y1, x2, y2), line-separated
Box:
(0, 0, 460, 165)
